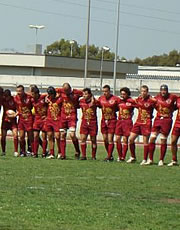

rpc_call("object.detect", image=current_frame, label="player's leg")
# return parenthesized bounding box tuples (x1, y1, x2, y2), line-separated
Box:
(80, 134, 88, 160)
(47, 131, 55, 159)
(140, 135, 150, 165)
(12, 127, 18, 156)
(116, 135, 122, 161)
(122, 136, 129, 161)
(127, 132, 138, 163)
(60, 129, 67, 159)
(90, 135, 97, 160)
(69, 129, 81, 159)
(158, 134, 168, 166)
(104, 133, 114, 161)
(146, 132, 158, 165)
(1, 129, 7, 156)
(41, 131, 48, 158)
(33, 130, 40, 157)
(54, 131, 61, 158)
(168, 134, 179, 166)
(27, 130, 34, 155)
(19, 130, 26, 156)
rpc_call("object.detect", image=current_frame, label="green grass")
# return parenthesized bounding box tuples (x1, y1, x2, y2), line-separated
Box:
(0, 140, 179, 230)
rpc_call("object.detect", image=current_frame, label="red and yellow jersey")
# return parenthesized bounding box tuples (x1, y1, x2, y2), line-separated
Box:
(2, 96, 16, 122)
(14, 93, 33, 120)
(98, 95, 119, 120)
(31, 94, 47, 121)
(47, 96, 62, 121)
(135, 95, 155, 124)
(173, 97, 180, 127)
(154, 93, 177, 118)
(117, 97, 134, 120)
(79, 98, 97, 121)
(56, 88, 83, 119)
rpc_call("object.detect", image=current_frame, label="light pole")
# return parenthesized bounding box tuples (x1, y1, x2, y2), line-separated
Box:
(84, 0, 91, 88)
(29, 24, 45, 45)
(100, 46, 110, 90)
(69, 40, 75, 57)
(113, 0, 120, 95)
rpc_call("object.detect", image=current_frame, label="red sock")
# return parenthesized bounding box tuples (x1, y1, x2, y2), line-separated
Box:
(13, 137, 18, 152)
(122, 144, 128, 159)
(50, 149, 54, 155)
(129, 143, 136, 158)
(81, 143, 87, 157)
(72, 139, 80, 154)
(57, 139, 61, 154)
(60, 140, 66, 157)
(144, 145, 149, 160)
(104, 142, 109, 153)
(160, 144, 167, 160)
(42, 140, 47, 155)
(1, 138, 6, 152)
(149, 143, 155, 161)
(20, 139, 25, 153)
(92, 144, 97, 158)
(172, 154, 177, 162)
(116, 142, 122, 158)
(108, 143, 114, 158)
(34, 139, 39, 155)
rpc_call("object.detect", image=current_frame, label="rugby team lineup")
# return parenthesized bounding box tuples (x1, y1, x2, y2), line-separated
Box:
(0, 82, 179, 167)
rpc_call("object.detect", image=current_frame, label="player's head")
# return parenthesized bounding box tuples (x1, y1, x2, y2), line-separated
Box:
(0, 87, 4, 96)
(83, 88, 92, 100)
(47, 86, 56, 99)
(120, 87, 131, 99)
(63, 83, 71, 95)
(160, 84, 168, 97)
(29, 84, 38, 92)
(16, 85, 25, 97)
(30, 86, 40, 99)
(140, 85, 149, 98)
(4, 89, 11, 101)
(102, 85, 111, 98)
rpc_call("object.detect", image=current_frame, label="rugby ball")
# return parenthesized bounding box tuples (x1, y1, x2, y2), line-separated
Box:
(6, 110, 16, 118)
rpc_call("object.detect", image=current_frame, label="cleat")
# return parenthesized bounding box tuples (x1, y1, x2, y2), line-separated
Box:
(126, 157, 136, 163)
(167, 160, 178, 167)
(57, 154, 61, 159)
(92, 157, 96, 160)
(144, 159, 153, 165)
(20, 153, 26, 157)
(75, 153, 80, 160)
(1, 152, 6, 156)
(26, 151, 32, 157)
(32, 154, 38, 158)
(104, 157, 114, 162)
(158, 160, 164, 167)
(42, 154, 46, 158)
(140, 160, 147, 166)
(80, 156, 87, 160)
(117, 157, 125, 162)
(58, 155, 66, 160)
(46, 155, 55, 159)
(14, 152, 19, 157)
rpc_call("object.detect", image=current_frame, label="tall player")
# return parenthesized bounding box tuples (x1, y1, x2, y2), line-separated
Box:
(79, 88, 98, 160)
(168, 96, 180, 166)
(115, 87, 134, 161)
(46, 86, 62, 159)
(127, 85, 156, 165)
(57, 83, 83, 160)
(1, 89, 18, 156)
(0, 87, 4, 113)
(14, 85, 34, 157)
(30, 86, 48, 158)
(146, 85, 177, 166)
(98, 85, 119, 161)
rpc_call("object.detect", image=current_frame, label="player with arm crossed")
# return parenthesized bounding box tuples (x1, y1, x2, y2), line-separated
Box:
(79, 88, 98, 160)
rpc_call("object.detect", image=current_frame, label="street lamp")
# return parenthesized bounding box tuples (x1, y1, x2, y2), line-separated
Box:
(29, 24, 45, 45)
(100, 46, 110, 90)
(69, 40, 75, 57)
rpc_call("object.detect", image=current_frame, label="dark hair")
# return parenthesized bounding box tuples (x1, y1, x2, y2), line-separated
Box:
(83, 88, 92, 95)
(30, 84, 38, 90)
(17, 85, 24, 91)
(120, 87, 131, 96)
(0, 87, 4, 95)
(4, 89, 11, 97)
(160, 84, 168, 91)
(47, 86, 56, 96)
(63, 83, 71, 89)
(103, 85, 110, 91)
(141, 85, 149, 92)
(31, 86, 39, 94)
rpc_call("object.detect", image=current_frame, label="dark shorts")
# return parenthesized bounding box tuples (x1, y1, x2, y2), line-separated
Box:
(101, 119, 117, 134)
(1, 120, 17, 131)
(60, 117, 77, 130)
(151, 117, 172, 137)
(115, 119, 133, 137)
(80, 120, 98, 136)
(131, 121, 152, 136)
(46, 119, 60, 133)
(33, 119, 47, 132)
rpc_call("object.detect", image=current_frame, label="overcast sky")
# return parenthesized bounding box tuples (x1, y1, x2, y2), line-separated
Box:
(0, 0, 180, 59)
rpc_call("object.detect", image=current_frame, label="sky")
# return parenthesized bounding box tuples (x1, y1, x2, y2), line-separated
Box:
(0, 0, 180, 59)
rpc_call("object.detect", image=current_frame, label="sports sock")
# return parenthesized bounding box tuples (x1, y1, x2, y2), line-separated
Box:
(149, 143, 155, 161)
(1, 138, 6, 152)
(92, 144, 97, 158)
(72, 139, 80, 154)
(160, 143, 167, 161)
(122, 144, 128, 159)
(129, 143, 136, 158)
(80, 143, 87, 157)
(116, 142, 122, 159)
(34, 139, 39, 155)
(108, 143, 114, 158)
(42, 140, 47, 155)
(144, 145, 149, 160)
(60, 139, 66, 157)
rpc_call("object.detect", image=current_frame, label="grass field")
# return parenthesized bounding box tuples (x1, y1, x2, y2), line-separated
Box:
(0, 140, 179, 230)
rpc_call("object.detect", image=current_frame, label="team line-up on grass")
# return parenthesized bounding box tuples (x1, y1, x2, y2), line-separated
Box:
(0, 83, 179, 167)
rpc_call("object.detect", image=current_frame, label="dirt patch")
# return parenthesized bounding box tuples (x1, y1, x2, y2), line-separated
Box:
(161, 198, 180, 204)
